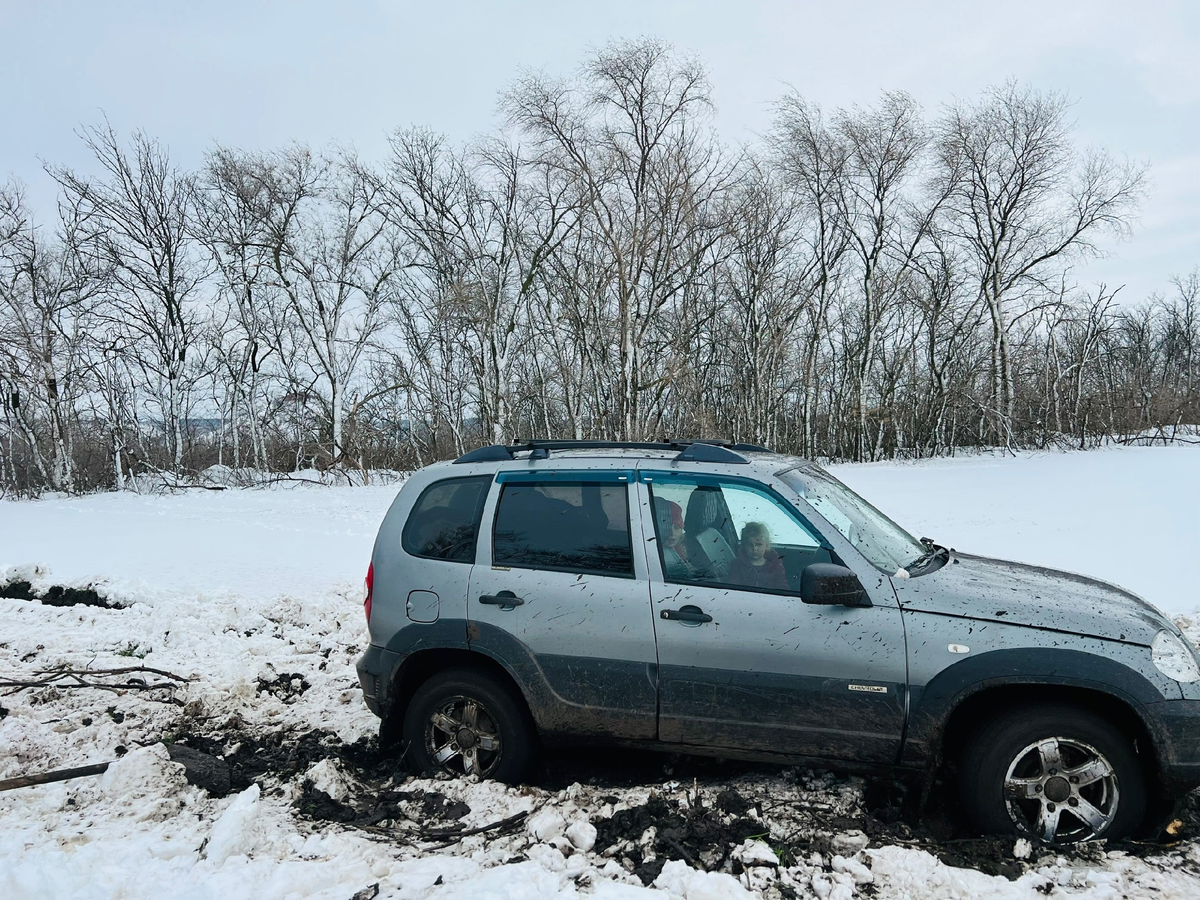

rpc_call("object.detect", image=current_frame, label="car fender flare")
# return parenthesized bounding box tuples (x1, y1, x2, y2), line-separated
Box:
(904, 647, 1171, 773)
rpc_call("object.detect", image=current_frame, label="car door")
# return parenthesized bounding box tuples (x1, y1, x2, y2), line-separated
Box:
(468, 468, 659, 740)
(638, 469, 907, 764)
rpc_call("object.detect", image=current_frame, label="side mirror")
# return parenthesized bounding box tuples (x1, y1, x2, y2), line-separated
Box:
(800, 563, 872, 607)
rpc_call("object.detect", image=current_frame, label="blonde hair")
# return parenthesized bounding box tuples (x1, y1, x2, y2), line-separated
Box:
(741, 521, 770, 545)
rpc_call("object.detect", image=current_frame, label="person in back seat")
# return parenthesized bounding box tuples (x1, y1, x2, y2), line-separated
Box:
(654, 497, 697, 580)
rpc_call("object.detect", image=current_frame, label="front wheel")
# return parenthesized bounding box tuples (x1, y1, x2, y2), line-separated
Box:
(401, 668, 536, 783)
(959, 704, 1147, 843)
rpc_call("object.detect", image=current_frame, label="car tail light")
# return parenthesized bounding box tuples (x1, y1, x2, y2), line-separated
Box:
(364, 561, 374, 623)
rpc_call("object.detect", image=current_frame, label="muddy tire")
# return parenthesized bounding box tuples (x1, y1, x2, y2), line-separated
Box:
(401, 668, 536, 783)
(959, 704, 1146, 843)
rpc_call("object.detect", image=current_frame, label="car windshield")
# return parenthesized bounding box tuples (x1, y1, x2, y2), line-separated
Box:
(778, 463, 926, 574)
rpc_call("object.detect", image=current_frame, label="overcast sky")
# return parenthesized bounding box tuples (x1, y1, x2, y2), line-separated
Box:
(2, 0, 1196, 301)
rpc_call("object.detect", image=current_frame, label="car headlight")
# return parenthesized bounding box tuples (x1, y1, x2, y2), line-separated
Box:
(1152, 631, 1200, 683)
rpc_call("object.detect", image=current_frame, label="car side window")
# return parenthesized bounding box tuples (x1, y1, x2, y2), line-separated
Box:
(492, 480, 634, 577)
(401, 476, 492, 562)
(647, 476, 827, 594)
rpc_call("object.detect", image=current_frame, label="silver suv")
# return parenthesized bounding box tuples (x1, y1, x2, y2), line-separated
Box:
(356, 441, 1200, 844)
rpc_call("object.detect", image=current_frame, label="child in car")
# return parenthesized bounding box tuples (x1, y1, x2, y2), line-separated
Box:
(729, 521, 789, 590)
(654, 497, 697, 580)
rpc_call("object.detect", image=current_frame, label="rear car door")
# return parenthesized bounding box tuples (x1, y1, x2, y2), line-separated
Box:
(468, 469, 659, 740)
(639, 470, 907, 764)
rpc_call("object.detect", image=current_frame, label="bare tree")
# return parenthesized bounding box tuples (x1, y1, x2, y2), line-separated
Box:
(377, 131, 575, 444)
(712, 161, 809, 447)
(835, 92, 946, 460)
(257, 147, 397, 469)
(197, 148, 280, 469)
(770, 95, 852, 456)
(937, 82, 1145, 444)
(908, 229, 983, 455)
(505, 38, 734, 439)
(50, 123, 207, 471)
(0, 182, 104, 491)
(0, 60, 1194, 495)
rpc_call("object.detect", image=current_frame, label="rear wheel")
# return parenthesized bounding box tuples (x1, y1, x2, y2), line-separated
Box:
(401, 668, 536, 783)
(959, 704, 1146, 843)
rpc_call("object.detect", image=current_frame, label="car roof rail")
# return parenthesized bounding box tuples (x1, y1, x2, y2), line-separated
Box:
(453, 438, 771, 464)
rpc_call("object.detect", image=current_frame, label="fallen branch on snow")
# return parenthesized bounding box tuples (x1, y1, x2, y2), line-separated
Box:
(0, 761, 113, 793)
(0, 664, 192, 702)
(353, 806, 537, 849)
(419, 807, 532, 841)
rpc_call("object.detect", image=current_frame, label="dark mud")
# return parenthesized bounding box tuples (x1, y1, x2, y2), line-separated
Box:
(0, 579, 118, 609)
(594, 793, 763, 884)
(171, 727, 397, 793)
(256, 672, 312, 703)
(170, 727, 481, 832)
(294, 783, 475, 833)
(166, 743, 232, 796)
(170, 723, 1199, 884)
(0, 580, 35, 600)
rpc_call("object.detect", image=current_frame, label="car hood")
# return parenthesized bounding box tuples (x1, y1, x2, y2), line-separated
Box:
(892, 553, 1171, 645)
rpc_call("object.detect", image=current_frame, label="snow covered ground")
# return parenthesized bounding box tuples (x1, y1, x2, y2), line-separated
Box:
(1, 445, 1198, 900)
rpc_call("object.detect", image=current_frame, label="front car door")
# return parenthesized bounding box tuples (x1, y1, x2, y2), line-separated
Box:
(639, 468, 908, 764)
(469, 467, 659, 741)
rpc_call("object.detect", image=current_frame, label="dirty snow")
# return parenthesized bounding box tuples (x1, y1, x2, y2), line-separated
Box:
(1, 444, 1198, 899)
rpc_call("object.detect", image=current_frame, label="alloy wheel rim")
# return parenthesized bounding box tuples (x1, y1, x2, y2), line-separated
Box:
(1003, 736, 1119, 843)
(425, 694, 502, 777)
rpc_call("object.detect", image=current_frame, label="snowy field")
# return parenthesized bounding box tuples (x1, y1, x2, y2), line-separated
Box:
(1, 445, 1199, 900)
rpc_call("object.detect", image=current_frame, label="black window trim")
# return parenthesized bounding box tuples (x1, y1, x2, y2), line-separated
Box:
(401, 474, 494, 564)
(490, 477, 637, 580)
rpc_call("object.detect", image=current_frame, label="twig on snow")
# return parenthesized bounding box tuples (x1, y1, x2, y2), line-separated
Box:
(420, 807, 532, 841)
(0, 664, 192, 701)
(415, 805, 542, 849)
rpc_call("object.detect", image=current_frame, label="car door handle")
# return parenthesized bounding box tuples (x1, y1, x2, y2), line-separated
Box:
(479, 591, 524, 610)
(661, 605, 712, 624)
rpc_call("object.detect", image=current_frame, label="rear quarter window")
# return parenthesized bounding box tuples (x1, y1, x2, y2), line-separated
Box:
(401, 476, 492, 562)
